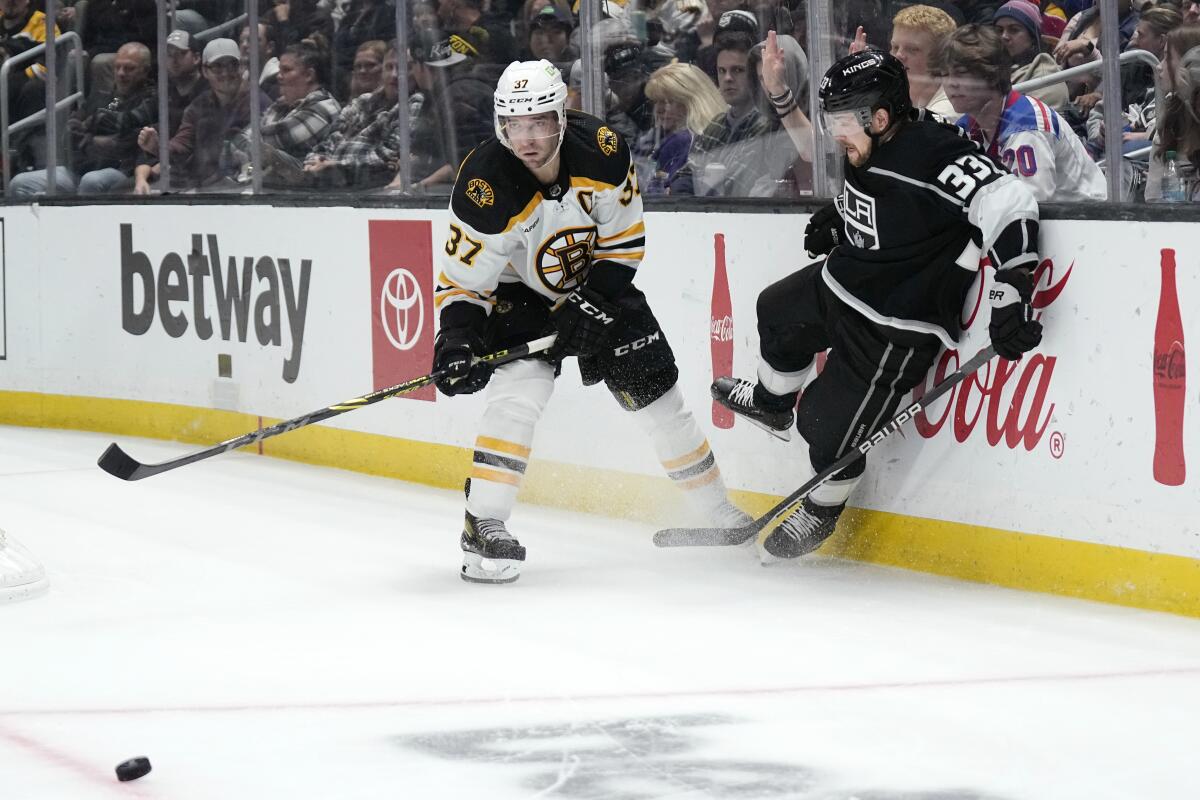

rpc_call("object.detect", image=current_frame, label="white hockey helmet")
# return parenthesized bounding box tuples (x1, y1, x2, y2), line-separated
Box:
(494, 60, 568, 156)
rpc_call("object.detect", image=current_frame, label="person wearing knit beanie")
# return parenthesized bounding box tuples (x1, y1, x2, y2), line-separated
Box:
(993, 0, 1069, 110)
(994, 0, 1042, 62)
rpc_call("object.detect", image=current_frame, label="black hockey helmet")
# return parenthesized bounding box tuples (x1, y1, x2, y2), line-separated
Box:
(818, 48, 912, 134)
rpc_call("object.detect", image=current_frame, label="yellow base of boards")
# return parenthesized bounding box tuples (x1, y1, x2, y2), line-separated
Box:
(5, 391, 1199, 619)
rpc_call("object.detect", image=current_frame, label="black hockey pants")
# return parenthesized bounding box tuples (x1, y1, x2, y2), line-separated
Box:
(757, 262, 942, 479)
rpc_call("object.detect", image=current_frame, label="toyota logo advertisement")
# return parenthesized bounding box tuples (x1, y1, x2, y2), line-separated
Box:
(369, 220, 435, 402)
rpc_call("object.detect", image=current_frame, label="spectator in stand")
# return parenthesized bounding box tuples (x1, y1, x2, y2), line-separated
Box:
(10, 42, 154, 196)
(304, 42, 430, 189)
(350, 40, 388, 97)
(133, 38, 267, 193)
(78, 0, 155, 96)
(994, 0, 1069, 110)
(164, 30, 208, 135)
(849, 5, 959, 117)
(694, 9, 759, 82)
(410, 30, 493, 174)
(1087, 6, 1182, 160)
(333, 0, 398, 97)
(1186, 0, 1200, 25)
(752, 30, 812, 195)
(0, 0, 60, 129)
(603, 41, 655, 143)
(676, 32, 772, 196)
(241, 20, 281, 99)
(639, 62, 726, 194)
(941, 23, 1107, 200)
(262, 0, 334, 55)
(522, 5, 577, 72)
(412, 0, 442, 35)
(1146, 25, 1200, 200)
(231, 36, 341, 187)
(437, 0, 516, 78)
(518, 0, 572, 47)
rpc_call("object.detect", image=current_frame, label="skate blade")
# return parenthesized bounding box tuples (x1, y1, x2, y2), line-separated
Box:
(460, 553, 521, 584)
(742, 415, 791, 441)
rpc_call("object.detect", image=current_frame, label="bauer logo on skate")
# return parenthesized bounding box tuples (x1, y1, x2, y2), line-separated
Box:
(914, 257, 1070, 451)
(118, 224, 312, 383)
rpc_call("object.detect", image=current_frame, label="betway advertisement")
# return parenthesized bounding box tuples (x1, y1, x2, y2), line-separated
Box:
(0, 207, 1195, 562)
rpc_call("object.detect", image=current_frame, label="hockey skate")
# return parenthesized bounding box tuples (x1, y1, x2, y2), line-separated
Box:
(758, 498, 845, 564)
(460, 511, 526, 584)
(711, 377, 793, 441)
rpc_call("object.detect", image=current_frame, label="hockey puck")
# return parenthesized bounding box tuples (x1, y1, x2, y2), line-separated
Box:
(115, 756, 151, 782)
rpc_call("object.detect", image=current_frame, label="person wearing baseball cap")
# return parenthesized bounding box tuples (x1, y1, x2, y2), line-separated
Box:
(133, 37, 268, 192)
(164, 30, 206, 134)
(993, 0, 1068, 110)
(523, 5, 576, 68)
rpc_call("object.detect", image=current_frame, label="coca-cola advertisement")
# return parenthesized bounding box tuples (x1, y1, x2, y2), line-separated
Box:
(710, 233, 734, 429)
(368, 220, 435, 402)
(1153, 248, 1186, 486)
(913, 257, 1069, 456)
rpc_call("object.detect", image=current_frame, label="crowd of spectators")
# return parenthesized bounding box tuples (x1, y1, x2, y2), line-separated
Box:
(1, 0, 1199, 201)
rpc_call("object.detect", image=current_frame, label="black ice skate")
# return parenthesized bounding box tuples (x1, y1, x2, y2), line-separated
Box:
(758, 498, 845, 564)
(711, 377, 794, 441)
(461, 511, 526, 584)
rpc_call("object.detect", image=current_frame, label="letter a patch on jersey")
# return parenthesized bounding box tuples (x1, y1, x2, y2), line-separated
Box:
(837, 182, 879, 250)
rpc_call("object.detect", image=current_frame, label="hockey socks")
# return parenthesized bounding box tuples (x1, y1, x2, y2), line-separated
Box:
(632, 385, 751, 528)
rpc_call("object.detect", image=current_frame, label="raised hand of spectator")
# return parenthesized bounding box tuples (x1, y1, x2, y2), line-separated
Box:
(848, 26, 868, 55)
(761, 30, 788, 97)
(137, 126, 158, 155)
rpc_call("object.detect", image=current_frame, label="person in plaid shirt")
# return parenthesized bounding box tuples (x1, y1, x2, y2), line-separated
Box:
(306, 42, 399, 188)
(232, 36, 341, 186)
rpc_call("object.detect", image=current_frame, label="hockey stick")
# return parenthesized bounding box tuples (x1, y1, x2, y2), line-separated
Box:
(97, 334, 558, 481)
(653, 344, 998, 547)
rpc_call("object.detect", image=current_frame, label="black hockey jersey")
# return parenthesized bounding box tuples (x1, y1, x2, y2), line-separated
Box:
(826, 115, 1040, 347)
(437, 110, 644, 330)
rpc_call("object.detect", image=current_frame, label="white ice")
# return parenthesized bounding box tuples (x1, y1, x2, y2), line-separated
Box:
(2, 424, 1199, 800)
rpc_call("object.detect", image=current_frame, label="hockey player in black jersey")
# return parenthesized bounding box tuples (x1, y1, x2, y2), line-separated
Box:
(434, 60, 751, 583)
(713, 48, 1044, 564)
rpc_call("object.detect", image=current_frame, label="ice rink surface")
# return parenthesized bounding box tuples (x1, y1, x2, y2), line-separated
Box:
(3, 425, 1200, 799)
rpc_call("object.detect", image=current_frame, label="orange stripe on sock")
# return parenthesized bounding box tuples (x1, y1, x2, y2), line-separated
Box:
(475, 436, 532, 459)
(678, 467, 721, 491)
(470, 466, 522, 486)
(662, 441, 710, 470)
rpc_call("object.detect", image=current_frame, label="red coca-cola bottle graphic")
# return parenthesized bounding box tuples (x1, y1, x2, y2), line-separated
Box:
(1153, 248, 1186, 486)
(711, 233, 734, 428)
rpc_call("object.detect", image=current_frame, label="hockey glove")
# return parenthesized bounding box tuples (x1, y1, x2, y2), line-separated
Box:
(988, 268, 1043, 361)
(433, 328, 493, 396)
(803, 203, 842, 258)
(548, 286, 621, 359)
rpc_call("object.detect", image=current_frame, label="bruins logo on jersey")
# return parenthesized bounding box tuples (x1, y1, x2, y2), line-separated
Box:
(536, 226, 597, 293)
(596, 126, 618, 156)
(466, 178, 495, 208)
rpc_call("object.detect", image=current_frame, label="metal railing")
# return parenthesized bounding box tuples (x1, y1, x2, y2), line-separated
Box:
(1013, 47, 1159, 93)
(0, 32, 85, 193)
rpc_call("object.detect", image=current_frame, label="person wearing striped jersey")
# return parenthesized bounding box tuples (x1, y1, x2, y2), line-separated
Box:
(941, 24, 1106, 202)
(434, 59, 751, 584)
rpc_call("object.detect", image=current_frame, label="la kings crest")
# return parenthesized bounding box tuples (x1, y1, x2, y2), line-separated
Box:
(836, 182, 879, 250)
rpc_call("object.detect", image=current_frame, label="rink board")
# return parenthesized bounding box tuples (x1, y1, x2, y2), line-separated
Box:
(0, 205, 1197, 615)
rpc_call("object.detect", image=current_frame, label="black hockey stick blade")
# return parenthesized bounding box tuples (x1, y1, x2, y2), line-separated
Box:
(97, 334, 557, 481)
(653, 344, 998, 548)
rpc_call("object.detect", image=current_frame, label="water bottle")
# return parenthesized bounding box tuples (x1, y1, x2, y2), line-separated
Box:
(1161, 150, 1187, 202)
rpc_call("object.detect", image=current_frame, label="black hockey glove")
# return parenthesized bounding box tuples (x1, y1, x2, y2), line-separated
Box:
(988, 268, 1043, 362)
(433, 328, 492, 396)
(803, 203, 842, 258)
(548, 286, 621, 359)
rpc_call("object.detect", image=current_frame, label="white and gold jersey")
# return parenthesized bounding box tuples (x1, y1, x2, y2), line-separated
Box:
(436, 111, 645, 324)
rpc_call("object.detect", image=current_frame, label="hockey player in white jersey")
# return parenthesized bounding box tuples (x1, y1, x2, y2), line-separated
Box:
(434, 60, 750, 584)
(941, 24, 1107, 202)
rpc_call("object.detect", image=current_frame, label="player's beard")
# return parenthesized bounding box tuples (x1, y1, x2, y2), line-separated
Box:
(844, 140, 871, 167)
